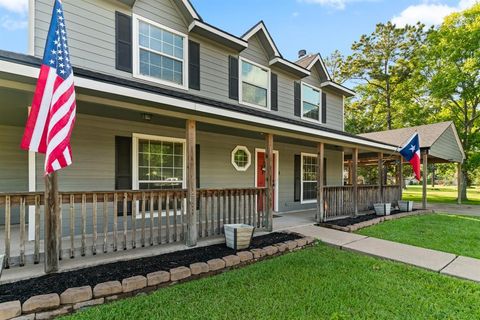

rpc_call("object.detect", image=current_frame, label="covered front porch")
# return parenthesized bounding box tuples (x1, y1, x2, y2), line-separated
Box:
(0, 72, 400, 273)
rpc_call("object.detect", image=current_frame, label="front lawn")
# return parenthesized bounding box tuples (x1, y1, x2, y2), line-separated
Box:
(64, 243, 480, 320)
(402, 185, 480, 205)
(357, 213, 480, 259)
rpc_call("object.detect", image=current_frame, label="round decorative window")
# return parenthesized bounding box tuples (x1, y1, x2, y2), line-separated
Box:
(231, 146, 251, 171)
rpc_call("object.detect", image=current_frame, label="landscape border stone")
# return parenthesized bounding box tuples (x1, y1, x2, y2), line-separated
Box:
(1, 235, 313, 320)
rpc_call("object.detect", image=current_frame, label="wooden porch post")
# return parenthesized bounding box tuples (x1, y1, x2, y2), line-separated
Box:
(352, 148, 359, 216)
(316, 142, 325, 223)
(422, 151, 428, 209)
(186, 119, 197, 247)
(397, 156, 403, 199)
(44, 172, 59, 273)
(265, 133, 274, 231)
(377, 152, 383, 203)
(457, 162, 462, 205)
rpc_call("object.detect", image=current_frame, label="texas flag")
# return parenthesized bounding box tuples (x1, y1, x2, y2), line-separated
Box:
(399, 133, 421, 181)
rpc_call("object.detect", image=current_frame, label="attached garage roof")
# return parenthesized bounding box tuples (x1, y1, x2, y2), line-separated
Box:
(359, 122, 465, 163)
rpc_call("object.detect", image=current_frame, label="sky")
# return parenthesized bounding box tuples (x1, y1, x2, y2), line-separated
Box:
(0, 0, 477, 62)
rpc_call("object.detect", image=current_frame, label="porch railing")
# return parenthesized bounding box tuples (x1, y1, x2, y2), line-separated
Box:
(324, 185, 401, 220)
(0, 188, 267, 268)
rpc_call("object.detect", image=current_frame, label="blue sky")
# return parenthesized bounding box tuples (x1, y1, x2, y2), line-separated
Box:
(0, 0, 476, 61)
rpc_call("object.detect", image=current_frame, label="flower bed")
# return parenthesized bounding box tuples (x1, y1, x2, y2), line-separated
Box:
(0, 232, 314, 320)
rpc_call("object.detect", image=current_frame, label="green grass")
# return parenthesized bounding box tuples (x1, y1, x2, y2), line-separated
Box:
(358, 213, 480, 259)
(64, 243, 480, 320)
(403, 185, 480, 205)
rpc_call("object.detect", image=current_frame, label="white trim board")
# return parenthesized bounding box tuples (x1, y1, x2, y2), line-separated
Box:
(132, 14, 189, 90)
(0, 59, 397, 152)
(254, 148, 279, 212)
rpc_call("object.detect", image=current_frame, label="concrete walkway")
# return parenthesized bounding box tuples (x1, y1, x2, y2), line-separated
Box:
(426, 203, 480, 217)
(289, 225, 480, 283)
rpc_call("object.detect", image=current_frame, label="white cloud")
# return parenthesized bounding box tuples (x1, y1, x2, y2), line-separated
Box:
(392, 0, 479, 27)
(0, 0, 28, 14)
(300, 0, 377, 10)
(1, 15, 27, 30)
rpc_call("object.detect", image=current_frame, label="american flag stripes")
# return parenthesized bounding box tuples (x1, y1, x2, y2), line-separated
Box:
(21, 0, 76, 175)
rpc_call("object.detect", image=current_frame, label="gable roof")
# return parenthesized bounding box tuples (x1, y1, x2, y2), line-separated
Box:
(359, 122, 465, 162)
(295, 53, 331, 81)
(242, 21, 282, 58)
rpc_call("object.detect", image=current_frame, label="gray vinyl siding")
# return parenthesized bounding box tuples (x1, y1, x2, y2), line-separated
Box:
(240, 34, 271, 65)
(0, 125, 29, 224)
(430, 126, 464, 163)
(301, 68, 344, 131)
(31, 114, 342, 214)
(34, 0, 345, 132)
(0, 125, 28, 193)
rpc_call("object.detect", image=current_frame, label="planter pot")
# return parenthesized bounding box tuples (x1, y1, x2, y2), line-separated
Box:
(224, 224, 255, 250)
(398, 200, 414, 212)
(374, 203, 391, 216)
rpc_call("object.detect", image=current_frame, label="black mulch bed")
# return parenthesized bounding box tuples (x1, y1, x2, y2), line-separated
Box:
(0, 232, 300, 303)
(324, 209, 419, 227)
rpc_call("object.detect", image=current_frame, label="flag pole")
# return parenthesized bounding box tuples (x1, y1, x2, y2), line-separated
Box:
(44, 171, 59, 273)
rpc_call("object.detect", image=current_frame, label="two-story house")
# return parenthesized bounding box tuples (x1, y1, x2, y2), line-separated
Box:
(0, 0, 400, 268)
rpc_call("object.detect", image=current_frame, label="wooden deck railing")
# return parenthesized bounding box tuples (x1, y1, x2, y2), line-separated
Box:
(0, 188, 267, 268)
(324, 185, 401, 220)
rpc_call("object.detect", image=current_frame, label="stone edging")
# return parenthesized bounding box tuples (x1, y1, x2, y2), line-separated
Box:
(320, 210, 434, 233)
(0, 236, 315, 320)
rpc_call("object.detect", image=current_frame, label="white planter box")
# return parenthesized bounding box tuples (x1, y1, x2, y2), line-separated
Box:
(374, 203, 391, 216)
(224, 224, 255, 250)
(398, 200, 414, 212)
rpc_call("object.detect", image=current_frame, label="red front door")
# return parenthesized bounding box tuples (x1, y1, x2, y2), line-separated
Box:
(256, 151, 276, 211)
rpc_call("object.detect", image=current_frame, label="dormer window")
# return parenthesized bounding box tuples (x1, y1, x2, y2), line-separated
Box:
(301, 83, 321, 122)
(239, 58, 270, 109)
(133, 15, 188, 90)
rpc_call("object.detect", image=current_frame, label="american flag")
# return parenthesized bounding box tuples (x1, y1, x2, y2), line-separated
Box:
(21, 0, 76, 175)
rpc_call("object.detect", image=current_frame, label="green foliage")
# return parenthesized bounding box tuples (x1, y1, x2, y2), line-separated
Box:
(341, 22, 426, 131)
(64, 244, 480, 320)
(358, 213, 480, 259)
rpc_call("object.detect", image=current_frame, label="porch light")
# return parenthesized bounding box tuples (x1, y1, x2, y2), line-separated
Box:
(142, 113, 153, 121)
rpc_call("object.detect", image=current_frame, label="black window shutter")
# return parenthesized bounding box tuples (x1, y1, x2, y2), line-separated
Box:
(271, 73, 278, 111)
(321, 92, 327, 124)
(294, 154, 301, 202)
(294, 82, 301, 117)
(189, 41, 200, 90)
(228, 56, 239, 100)
(115, 12, 132, 73)
(196, 144, 200, 188)
(115, 136, 132, 214)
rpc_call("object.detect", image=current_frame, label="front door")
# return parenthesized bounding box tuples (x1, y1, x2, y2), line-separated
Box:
(256, 151, 277, 211)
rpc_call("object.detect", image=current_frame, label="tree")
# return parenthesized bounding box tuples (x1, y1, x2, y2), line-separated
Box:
(324, 50, 346, 84)
(419, 4, 480, 200)
(342, 22, 426, 130)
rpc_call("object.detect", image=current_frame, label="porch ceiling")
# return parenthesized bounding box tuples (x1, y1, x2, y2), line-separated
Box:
(0, 54, 396, 154)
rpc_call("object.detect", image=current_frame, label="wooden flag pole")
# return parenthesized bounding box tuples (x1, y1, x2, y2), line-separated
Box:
(45, 171, 59, 273)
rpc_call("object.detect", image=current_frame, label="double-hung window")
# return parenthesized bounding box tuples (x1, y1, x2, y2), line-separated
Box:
(301, 153, 318, 203)
(133, 134, 185, 190)
(301, 83, 321, 122)
(240, 58, 270, 109)
(133, 15, 187, 89)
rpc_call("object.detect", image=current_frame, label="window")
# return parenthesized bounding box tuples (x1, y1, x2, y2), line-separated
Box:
(302, 83, 321, 122)
(231, 146, 251, 171)
(133, 134, 185, 190)
(240, 58, 270, 109)
(133, 15, 187, 89)
(301, 154, 317, 203)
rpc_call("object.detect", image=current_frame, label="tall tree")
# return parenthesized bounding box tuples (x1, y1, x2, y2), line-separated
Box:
(419, 4, 480, 200)
(342, 22, 426, 130)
